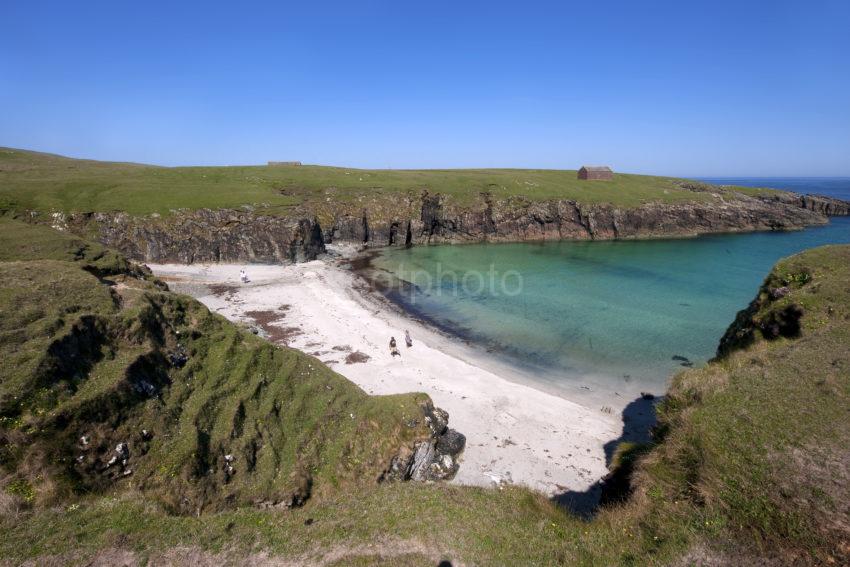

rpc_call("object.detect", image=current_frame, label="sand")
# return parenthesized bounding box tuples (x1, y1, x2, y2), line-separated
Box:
(149, 251, 629, 500)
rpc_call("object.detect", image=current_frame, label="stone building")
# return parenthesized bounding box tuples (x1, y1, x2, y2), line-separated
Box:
(578, 166, 613, 180)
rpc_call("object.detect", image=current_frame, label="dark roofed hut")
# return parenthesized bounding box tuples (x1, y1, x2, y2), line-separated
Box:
(578, 166, 613, 180)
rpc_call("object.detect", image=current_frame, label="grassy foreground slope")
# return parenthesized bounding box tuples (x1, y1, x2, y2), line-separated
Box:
(1, 147, 750, 216)
(1, 223, 848, 565)
(0, 219, 438, 514)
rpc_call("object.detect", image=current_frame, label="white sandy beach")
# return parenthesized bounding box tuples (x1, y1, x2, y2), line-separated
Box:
(149, 251, 626, 498)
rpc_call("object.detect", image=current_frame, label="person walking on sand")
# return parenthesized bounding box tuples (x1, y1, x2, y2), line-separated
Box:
(404, 330, 413, 348)
(240, 268, 249, 283)
(389, 336, 401, 357)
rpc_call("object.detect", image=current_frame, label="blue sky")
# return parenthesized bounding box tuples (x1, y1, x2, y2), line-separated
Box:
(2, 0, 849, 175)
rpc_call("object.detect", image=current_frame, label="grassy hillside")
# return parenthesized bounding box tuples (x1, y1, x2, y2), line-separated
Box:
(0, 219, 438, 514)
(0, 213, 136, 275)
(0, 147, 747, 216)
(1, 221, 847, 565)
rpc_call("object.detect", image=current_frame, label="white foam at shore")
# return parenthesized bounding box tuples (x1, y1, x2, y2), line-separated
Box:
(150, 256, 624, 497)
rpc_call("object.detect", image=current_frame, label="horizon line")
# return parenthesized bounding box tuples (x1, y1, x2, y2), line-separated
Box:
(4, 145, 850, 179)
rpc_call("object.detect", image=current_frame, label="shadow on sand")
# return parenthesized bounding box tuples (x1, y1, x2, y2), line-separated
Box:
(552, 394, 660, 519)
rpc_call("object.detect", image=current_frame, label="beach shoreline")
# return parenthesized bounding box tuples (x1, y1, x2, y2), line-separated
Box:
(345, 246, 669, 408)
(149, 248, 657, 502)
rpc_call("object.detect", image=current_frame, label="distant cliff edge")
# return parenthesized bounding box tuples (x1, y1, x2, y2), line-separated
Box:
(30, 184, 850, 264)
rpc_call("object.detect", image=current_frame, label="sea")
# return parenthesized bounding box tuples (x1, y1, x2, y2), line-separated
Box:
(370, 178, 850, 403)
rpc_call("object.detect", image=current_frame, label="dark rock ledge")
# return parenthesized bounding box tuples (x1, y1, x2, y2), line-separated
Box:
(27, 188, 850, 264)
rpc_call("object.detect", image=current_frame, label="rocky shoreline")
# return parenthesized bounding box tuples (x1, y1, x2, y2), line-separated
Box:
(31, 186, 850, 264)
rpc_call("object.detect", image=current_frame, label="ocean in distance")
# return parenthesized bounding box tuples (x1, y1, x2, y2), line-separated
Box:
(371, 178, 850, 403)
(699, 176, 850, 201)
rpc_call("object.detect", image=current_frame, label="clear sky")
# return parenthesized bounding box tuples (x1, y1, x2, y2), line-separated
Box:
(2, 0, 849, 176)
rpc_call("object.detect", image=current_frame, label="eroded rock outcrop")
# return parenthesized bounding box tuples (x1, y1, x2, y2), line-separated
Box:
(715, 264, 812, 357)
(381, 403, 466, 482)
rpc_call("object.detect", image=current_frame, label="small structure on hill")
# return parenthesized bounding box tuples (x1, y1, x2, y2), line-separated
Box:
(268, 161, 302, 167)
(578, 166, 613, 180)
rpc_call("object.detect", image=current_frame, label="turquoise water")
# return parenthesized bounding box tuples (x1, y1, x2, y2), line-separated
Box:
(372, 216, 850, 401)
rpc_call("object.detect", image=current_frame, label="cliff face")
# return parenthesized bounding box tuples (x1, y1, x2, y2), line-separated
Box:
(328, 190, 836, 248)
(36, 188, 849, 264)
(54, 209, 326, 264)
(764, 192, 850, 216)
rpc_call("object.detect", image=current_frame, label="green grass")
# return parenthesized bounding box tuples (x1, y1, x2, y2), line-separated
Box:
(0, 216, 134, 275)
(637, 245, 850, 562)
(0, 219, 436, 514)
(0, 484, 665, 566)
(0, 147, 768, 217)
(1, 220, 848, 565)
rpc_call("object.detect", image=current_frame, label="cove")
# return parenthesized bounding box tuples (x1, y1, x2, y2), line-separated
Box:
(370, 216, 850, 403)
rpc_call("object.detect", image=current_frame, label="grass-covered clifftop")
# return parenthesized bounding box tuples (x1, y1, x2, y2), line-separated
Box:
(0, 219, 444, 515)
(6, 147, 843, 266)
(1, 221, 848, 565)
(1, 147, 756, 216)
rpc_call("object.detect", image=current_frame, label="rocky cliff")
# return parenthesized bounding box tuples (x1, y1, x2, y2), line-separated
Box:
(48, 209, 325, 264)
(763, 192, 850, 216)
(34, 186, 850, 264)
(327, 189, 843, 248)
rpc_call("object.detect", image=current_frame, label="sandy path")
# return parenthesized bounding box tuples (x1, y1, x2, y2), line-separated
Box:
(150, 256, 623, 498)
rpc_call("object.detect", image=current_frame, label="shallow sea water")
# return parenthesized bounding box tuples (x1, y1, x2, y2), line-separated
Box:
(372, 214, 850, 401)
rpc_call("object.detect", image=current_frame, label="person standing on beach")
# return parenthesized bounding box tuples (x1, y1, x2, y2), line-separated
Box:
(240, 268, 249, 283)
(404, 330, 413, 348)
(389, 336, 401, 357)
